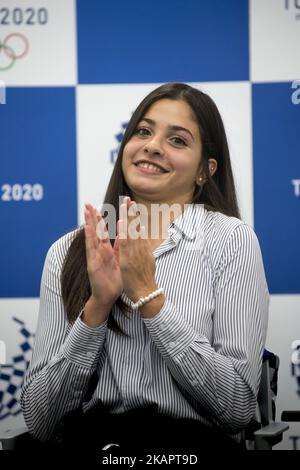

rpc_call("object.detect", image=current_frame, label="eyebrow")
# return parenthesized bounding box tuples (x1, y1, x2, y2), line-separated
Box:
(140, 117, 195, 141)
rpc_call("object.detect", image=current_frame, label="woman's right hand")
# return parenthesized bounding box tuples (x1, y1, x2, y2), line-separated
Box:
(83, 203, 123, 323)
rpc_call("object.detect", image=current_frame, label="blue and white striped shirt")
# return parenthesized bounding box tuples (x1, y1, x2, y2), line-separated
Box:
(21, 204, 269, 442)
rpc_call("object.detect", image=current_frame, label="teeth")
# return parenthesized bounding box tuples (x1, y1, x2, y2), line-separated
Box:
(137, 162, 165, 173)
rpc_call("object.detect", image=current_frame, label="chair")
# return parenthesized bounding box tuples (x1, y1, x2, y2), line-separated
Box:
(244, 350, 289, 450)
(0, 426, 29, 450)
(0, 350, 289, 451)
(280, 340, 300, 450)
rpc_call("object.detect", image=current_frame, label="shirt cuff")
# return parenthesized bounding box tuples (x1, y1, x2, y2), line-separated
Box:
(62, 314, 107, 367)
(143, 298, 199, 357)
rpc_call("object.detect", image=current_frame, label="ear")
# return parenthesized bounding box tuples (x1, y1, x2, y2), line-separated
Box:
(208, 158, 217, 176)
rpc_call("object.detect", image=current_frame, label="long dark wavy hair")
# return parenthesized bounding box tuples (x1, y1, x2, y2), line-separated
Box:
(61, 83, 240, 328)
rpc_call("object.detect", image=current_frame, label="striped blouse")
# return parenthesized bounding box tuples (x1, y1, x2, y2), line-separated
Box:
(21, 203, 269, 442)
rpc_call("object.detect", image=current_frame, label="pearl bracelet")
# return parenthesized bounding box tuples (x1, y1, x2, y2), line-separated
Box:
(122, 288, 164, 310)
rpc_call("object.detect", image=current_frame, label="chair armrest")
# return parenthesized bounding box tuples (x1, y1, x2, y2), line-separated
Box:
(254, 422, 289, 437)
(254, 422, 289, 450)
(0, 426, 29, 450)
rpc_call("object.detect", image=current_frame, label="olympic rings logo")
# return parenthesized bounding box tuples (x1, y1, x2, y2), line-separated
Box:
(0, 33, 29, 71)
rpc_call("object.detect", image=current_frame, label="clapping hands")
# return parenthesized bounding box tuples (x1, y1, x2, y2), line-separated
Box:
(83, 196, 158, 324)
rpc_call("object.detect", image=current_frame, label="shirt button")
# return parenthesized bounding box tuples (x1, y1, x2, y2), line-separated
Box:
(169, 341, 176, 349)
(86, 351, 95, 358)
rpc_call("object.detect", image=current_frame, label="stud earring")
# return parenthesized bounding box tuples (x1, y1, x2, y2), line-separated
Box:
(197, 177, 203, 186)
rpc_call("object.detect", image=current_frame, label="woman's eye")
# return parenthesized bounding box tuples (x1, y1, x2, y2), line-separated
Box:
(171, 136, 187, 146)
(135, 127, 151, 136)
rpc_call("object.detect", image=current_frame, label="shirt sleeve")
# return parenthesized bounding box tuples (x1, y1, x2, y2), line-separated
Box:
(143, 223, 269, 432)
(20, 239, 107, 441)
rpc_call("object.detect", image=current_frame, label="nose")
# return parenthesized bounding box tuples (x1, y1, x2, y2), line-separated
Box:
(143, 135, 164, 156)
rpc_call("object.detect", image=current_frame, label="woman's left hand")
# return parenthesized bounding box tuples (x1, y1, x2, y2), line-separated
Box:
(117, 196, 158, 302)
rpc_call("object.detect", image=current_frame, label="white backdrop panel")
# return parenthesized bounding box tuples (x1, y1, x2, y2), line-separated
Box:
(250, 0, 300, 82)
(0, 0, 76, 85)
(77, 81, 253, 227)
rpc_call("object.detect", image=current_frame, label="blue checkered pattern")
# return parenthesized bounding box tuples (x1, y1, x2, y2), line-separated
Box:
(0, 0, 299, 296)
(0, 318, 34, 420)
(0, 0, 299, 427)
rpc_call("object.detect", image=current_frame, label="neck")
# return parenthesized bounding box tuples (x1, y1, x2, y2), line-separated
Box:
(131, 195, 192, 241)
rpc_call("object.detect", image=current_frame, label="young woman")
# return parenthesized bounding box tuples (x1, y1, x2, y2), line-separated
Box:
(21, 83, 269, 454)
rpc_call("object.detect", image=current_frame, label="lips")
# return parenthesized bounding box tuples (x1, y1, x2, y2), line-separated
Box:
(134, 160, 170, 173)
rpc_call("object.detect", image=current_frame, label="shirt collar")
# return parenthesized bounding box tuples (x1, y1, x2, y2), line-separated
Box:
(171, 203, 205, 241)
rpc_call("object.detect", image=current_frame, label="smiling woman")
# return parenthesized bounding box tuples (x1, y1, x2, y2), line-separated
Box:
(120, 98, 217, 248)
(20, 83, 269, 455)
(122, 99, 204, 205)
